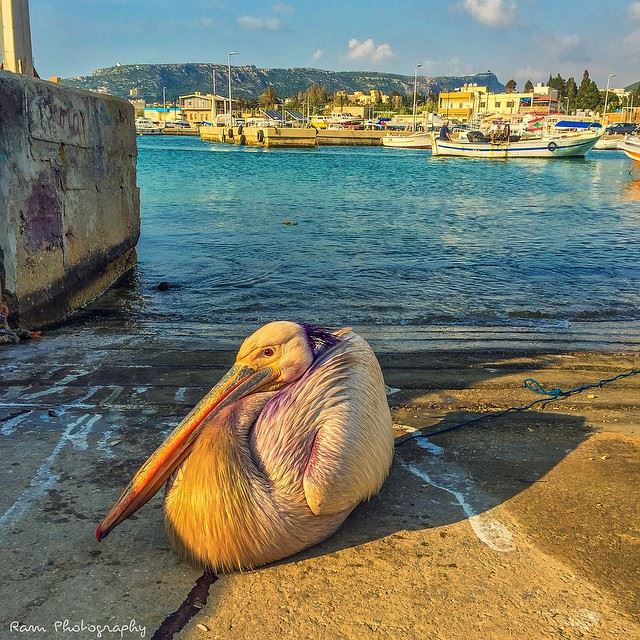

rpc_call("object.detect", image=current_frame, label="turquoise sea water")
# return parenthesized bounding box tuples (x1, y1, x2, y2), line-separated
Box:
(125, 136, 639, 330)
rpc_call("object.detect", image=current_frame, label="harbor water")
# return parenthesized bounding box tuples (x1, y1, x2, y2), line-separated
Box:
(98, 136, 640, 336)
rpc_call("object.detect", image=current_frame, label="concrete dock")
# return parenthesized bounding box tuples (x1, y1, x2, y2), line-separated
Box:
(0, 318, 638, 639)
(199, 126, 407, 148)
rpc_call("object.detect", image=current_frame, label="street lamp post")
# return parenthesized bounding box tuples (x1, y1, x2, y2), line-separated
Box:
(211, 67, 217, 123)
(412, 63, 422, 132)
(603, 73, 616, 125)
(227, 51, 238, 127)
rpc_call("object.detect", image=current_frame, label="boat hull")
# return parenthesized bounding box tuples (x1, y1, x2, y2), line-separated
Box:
(382, 132, 431, 149)
(431, 132, 601, 158)
(593, 136, 623, 150)
(136, 128, 163, 135)
(619, 137, 640, 167)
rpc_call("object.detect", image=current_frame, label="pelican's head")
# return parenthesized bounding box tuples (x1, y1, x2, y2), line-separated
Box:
(96, 321, 340, 541)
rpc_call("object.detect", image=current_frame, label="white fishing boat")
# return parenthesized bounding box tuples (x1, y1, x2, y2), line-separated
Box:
(619, 136, 640, 168)
(381, 131, 431, 149)
(431, 120, 602, 159)
(135, 117, 163, 135)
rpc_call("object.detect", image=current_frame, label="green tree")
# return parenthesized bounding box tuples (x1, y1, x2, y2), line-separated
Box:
(505, 79, 517, 93)
(548, 73, 566, 95)
(565, 77, 577, 113)
(576, 70, 600, 111)
(390, 91, 404, 110)
(307, 83, 328, 109)
(259, 86, 279, 108)
(603, 92, 619, 111)
(524, 79, 534, 92)
(426, 92, 439, 113)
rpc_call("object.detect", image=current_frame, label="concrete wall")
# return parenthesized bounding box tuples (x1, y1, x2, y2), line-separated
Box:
(0, 71, 140, 326)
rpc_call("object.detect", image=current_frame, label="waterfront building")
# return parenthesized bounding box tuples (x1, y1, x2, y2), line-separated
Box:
(179, 92, 238, 124)
(438, 84, 488, 120)
(439, 83, 560, 122)
(144, 106, 183, 122)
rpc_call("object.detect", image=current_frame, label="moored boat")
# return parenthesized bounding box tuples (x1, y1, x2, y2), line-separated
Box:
(431, 120, 602, 159)
(381, 131, 431, 149)
(594, 136, 623, 150)
(135, 117, 163, 135)
(619, 136, 640, 168)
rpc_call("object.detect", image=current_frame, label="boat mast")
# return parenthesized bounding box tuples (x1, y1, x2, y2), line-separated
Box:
(412, 63, 422, 132)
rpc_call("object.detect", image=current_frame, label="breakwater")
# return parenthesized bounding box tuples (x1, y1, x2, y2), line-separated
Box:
(199, 126, 404, 147)
(0, 71, 140, 327)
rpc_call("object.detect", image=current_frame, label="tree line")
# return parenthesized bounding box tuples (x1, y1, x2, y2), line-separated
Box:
(503, 71, 640, 113)
(253, 70, 639, 115)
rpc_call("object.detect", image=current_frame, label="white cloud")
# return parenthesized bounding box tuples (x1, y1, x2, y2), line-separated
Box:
(460, 0, 516, 27)
(273, 2, 294, 14)
(312, 49, 324, 61)
(347, 38, 393, 63)
(199, 16, 213, 28)
(237, 15, 282, 30)
(629, 3, 640, 19)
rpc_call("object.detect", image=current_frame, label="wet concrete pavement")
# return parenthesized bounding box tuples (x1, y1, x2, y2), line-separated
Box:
(0, 322, 638, 639)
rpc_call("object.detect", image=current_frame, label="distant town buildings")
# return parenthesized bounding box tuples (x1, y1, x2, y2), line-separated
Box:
(335, 89, 390, 105)
(438, 83, 559, 120)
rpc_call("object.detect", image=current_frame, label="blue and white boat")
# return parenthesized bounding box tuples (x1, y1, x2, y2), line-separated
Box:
(431, 120, 602, 159)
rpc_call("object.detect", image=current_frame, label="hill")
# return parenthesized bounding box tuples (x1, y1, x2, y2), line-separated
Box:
(62, 63, 504, 102)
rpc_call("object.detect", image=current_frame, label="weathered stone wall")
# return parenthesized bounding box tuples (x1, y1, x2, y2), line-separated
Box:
(0, 71, 140, 326)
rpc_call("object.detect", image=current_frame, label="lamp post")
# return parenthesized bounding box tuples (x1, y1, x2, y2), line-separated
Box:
(227, 51, 238, 127)
(603, 73, 616, 125)
(211, 67, 217, 123)
(412, 63, 422, 132)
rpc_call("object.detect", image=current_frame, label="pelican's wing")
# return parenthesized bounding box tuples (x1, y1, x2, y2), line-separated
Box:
(252, 332, 394, 516)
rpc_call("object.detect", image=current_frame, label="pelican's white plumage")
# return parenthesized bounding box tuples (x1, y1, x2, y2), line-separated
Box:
(98, 321, 394, 572)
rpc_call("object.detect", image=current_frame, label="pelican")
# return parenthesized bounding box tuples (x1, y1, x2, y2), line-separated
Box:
(96, 321, 394, 572)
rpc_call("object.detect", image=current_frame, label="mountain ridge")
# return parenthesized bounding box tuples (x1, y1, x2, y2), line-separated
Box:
(62, 63, 504, 102)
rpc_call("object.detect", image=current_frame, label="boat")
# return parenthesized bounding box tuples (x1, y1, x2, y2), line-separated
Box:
(135, 117, 163, 135)
(326, 112, 364, 128)
(431, 120, 602, 159)
(382, 131, 432, 149)
(594, 136, 623, 150)
(619, 136, 640, 168)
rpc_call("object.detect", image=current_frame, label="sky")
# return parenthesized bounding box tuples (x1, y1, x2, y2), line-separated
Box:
(29, 0, 640, 88)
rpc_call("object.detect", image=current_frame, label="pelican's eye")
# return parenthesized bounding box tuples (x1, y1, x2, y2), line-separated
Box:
(263, 348, 275, 358)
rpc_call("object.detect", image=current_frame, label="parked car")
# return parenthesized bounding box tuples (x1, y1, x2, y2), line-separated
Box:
(605, 123, 637, 135)
(165, 120, 191, 129)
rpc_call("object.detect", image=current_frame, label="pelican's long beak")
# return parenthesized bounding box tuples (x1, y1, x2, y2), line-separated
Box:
(96, 364, 274, 541)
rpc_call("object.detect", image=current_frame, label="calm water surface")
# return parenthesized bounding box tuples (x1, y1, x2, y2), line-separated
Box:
(124, 136, 639, 330)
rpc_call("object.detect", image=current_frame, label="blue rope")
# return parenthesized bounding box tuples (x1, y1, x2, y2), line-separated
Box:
(523, 378, 563, 398)
(395, 367, 640, 445)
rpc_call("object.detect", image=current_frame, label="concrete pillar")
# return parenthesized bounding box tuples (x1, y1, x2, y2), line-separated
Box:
(0, 0, 35, 76)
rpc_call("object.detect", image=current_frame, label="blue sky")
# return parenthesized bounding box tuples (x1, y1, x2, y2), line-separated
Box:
(31, 0, 639, 87)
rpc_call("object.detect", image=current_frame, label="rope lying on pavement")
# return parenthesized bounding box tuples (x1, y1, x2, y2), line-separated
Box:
(395, 368, 640, 446)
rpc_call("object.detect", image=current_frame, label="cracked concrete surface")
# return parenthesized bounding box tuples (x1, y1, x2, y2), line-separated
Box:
(0, 322, 638, 639)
